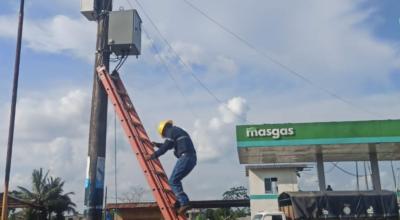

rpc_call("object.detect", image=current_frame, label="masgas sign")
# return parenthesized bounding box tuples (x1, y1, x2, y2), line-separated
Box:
(236, 120, 400, 144)
(246, 127, 295, 139)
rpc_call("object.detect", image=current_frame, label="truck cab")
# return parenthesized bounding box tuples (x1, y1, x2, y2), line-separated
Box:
(252, 211, 286, 220)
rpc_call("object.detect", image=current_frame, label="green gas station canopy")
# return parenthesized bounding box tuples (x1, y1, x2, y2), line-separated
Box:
(236, 119, 400, 164)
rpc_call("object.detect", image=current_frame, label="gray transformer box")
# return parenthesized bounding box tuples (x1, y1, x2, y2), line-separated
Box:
(108, 10, 142, 56)
(80, 0, 97, 21)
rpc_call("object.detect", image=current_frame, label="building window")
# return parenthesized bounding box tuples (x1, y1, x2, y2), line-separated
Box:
(264, 177, 278, 194)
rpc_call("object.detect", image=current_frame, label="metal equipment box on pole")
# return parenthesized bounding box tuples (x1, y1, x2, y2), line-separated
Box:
(108, 10, 142, 56)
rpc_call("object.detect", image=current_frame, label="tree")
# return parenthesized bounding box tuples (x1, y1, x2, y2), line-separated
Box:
(223, 186, 249, 200)
(119, 186, 148, 203)
(15, 168, 76, 220)
(196, 186, 250, 220)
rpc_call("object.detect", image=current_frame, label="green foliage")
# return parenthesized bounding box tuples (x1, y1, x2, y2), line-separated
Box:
(194, 186, 250, 220)
(15, 168, 76, 220)
(223, 186, 250, 200)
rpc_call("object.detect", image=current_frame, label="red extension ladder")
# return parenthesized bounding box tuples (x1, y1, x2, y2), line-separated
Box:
(96, 65, 186, 220)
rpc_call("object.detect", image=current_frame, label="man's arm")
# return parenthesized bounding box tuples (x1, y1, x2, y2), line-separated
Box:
(150, 138, 174, 159)
(152, 142, 163, 148)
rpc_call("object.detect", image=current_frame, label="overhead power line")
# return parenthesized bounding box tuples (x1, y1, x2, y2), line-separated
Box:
(326, 162, 337, 173)
(134, 0, 222, 102)
(302, 162, 368, 178)
(143, 28, 199, 119)
(124, 0, 134, 9)
(331, 162, 367, 177)
(131, 0, 250, 123)
(181, 0, 383, 118)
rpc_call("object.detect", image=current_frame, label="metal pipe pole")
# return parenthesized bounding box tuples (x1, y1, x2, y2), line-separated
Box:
(355, 161, 359, 191)
(397, 168, 400, 191)
(1, 0, 25, 219)
(368, 144, 382, 191)
(316, 146, 326, 191)
(363, 161, 369, 190)
(390, 161, 397, 190)
(84, 0, 112, 219)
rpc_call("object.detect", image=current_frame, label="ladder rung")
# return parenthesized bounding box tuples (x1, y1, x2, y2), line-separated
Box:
(152, 159, 163, 167)
(131, 121, 142, 127)
(125, 104, 135, 111)
(155, 171, 168, 179)
(127, 111, 140, 121)
(128, 112, 140, 122)
(117, 90, 128, 96)
(163, 188, 175, 195)
(127, 107, 139, 115)
(139, 137, 151, 144)
(128, 117, 142, 127)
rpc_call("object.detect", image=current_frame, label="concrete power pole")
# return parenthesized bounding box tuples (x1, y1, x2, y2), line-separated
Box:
(84, 0, 112, 219)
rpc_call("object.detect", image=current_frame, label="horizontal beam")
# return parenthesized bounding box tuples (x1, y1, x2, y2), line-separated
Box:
(106, 199, 250, 210)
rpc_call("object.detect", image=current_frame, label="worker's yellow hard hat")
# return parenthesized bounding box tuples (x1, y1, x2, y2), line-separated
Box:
(157, 120, 173, 137)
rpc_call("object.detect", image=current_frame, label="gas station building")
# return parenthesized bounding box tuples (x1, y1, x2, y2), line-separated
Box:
(236, 119, 400, 216)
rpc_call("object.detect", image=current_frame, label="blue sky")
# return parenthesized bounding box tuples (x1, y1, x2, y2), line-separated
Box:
(1, 0, 400, 212)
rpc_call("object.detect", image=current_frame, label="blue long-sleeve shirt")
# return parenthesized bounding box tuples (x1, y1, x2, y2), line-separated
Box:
(151, 126, 196, 159)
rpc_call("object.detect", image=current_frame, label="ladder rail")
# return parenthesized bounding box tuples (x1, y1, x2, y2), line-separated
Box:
(107, 72, 176, 195)
(105, 70, 178, 206)
(98, 67, 177, 217)
(96, 66, 185, 220)
(99, 68, 170, 211)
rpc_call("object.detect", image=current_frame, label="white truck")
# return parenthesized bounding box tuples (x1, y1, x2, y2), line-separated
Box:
(252, 211, 286, 220)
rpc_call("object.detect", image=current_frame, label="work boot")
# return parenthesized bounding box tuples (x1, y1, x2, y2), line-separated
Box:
(177, 204, 191, 215)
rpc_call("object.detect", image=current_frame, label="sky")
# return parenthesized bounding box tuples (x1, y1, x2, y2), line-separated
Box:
(1, 0, 400, 212)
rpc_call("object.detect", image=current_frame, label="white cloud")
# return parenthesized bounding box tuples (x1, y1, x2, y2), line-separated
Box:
(127, 0, 400, 96)
(211, 55, 239, 75)
(15, 90, 89, 141)
(0, 89, 90, 209)
(192, 97, 249, 162)
(0, 15, 96, 61)
(159, 41, 205, 67)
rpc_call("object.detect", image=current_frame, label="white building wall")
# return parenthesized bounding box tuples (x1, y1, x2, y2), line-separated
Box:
(248, 168, 299, 217)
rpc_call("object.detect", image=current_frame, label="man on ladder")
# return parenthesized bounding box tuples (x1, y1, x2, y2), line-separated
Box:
(145, 120, 197, 215)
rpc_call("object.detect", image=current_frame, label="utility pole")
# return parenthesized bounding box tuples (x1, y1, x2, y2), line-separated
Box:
(84, 0, 112, 219)
(1, 0, 24, 219)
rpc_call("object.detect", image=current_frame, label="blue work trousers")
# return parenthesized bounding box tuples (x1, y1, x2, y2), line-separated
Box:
(169, 153, 197, 206)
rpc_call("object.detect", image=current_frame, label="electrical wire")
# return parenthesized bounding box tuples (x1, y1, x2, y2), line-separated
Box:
(132, 0, 250, 123)
(115, 55, 128, 71)
(299, 162, 340, 176)
(181, 0, 383, 118)
(326, 162, 337, 173)
(113, 4, 392, 190)
(143, 28, 200, 119)
(125, 0, 134, 9)
(332, 162, 367, 177)
(298, 170, 315, 176)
